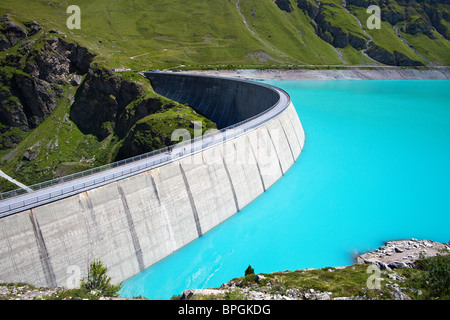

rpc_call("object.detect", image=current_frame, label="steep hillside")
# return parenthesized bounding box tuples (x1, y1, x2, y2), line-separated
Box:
(0, 0, 448, 68)
(0, 16, 216, 192)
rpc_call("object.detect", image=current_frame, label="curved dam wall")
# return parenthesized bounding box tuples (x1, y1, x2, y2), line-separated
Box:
(145, 72, 280, 129)
(0, 73, 305, 288)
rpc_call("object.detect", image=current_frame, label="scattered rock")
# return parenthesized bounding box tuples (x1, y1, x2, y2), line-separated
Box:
(256, 274, 266, 283)
(388, 261, 408, 270)
(285, 288, 300, 299)
(23, 149, 40, 162)
(333, 297, 351, 300)
(181, 289, 225, 300)
(356, 239, 450, 269)
(391, 286, 411, 300)
(70, 74, 83, 86)
(0, 283, 61, 300)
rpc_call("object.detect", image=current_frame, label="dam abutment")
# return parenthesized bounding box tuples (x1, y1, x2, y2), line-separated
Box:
(0, 73, 305, 288)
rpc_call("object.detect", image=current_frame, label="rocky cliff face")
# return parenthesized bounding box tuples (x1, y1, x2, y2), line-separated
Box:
(365, 43, 423, 66)
(70, 67, 144, 140)
(0, 15, 29, 51)
(0, 15, 95, 150)
(0, 15, 217, 189)
(69, 67, 197, 145)
(294, 0, 448, 66)
(315, 4, 367, 50)
(275, 0, 294, 12)
(297, 0, 369, 50)
(346, 0, 449, 40)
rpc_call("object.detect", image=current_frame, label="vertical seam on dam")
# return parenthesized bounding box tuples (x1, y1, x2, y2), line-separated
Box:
(83, 192, 96, 224)
(266, 127, 285, 176)
(149, 173, 162, 205)
(179, 164, 203, 237)
(28, 210, 56, 287)
(220, 149, 240, 212)
(247, 136, 266, 192)
(78, 194, 93, 263)
(149, 172, 177, 251)
(279, 118, 296, 162)
(286, 111, 303, 151)
(1, 222, 16, 275)
(117, 184, 145, 272)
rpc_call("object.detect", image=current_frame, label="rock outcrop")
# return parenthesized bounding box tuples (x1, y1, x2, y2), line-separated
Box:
(275, 0, 294, 13)
(365, 44, 424, 66)
(0, 16, 217, 184)
(296, 0, 368, 51)
(315, 5, 367, 50)
(347, 0, 450, 40)
(70, 67, 145, 140)
(0, 15, 28, 51)
(69, 66, 211, 160)
(356, 239, 450, 270)
(293, 0, 449, 66)
(0, 17, 95, 150)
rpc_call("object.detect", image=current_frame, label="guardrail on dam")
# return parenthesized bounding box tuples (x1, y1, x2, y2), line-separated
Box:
(0, 73, 305, 288)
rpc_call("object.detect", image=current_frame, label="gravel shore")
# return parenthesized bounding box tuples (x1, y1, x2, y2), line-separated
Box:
(181, 67, 450, 81)
(355, 238, 450, 270)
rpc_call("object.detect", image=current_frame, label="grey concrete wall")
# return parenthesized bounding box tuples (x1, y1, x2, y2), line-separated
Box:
(0, 74, 305, 288)
(145, 72, 280, 129)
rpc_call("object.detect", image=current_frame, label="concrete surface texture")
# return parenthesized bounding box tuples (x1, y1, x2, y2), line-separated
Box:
(0, 73, 305, 288)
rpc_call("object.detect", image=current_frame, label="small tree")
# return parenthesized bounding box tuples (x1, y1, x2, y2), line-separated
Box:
(80, 259, 122, 297)
(245, 265, 255, 276)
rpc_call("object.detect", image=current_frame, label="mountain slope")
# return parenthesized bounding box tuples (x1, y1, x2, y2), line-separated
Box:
(0, 0, 448, 68)
(0, 17, 216, 192)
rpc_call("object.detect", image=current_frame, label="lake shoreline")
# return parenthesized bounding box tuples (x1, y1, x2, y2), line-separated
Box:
(180, 67, 450, 81)
(178, 238, 450, 301)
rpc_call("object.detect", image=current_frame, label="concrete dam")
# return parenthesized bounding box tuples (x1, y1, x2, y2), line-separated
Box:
(0, 73, 305, 288)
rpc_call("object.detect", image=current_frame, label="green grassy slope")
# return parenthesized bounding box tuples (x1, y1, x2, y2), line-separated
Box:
(0, 0, 286, 70)
(237, 0, 342, 64)
(349, 5, 425, 62)
(0, 17, 217, 191)
(0, 0, 448, 68)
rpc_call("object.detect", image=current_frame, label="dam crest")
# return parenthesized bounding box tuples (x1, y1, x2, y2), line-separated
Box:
(0, 73, 305, 287)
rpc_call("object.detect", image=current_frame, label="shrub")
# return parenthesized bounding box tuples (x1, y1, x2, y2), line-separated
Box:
(224, 289, 248, 300)
(80, 259, 122, 297)
(245, 265, 255, 276)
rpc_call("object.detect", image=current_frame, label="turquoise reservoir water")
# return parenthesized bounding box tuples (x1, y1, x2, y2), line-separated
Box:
(120, 80, 450, 300)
